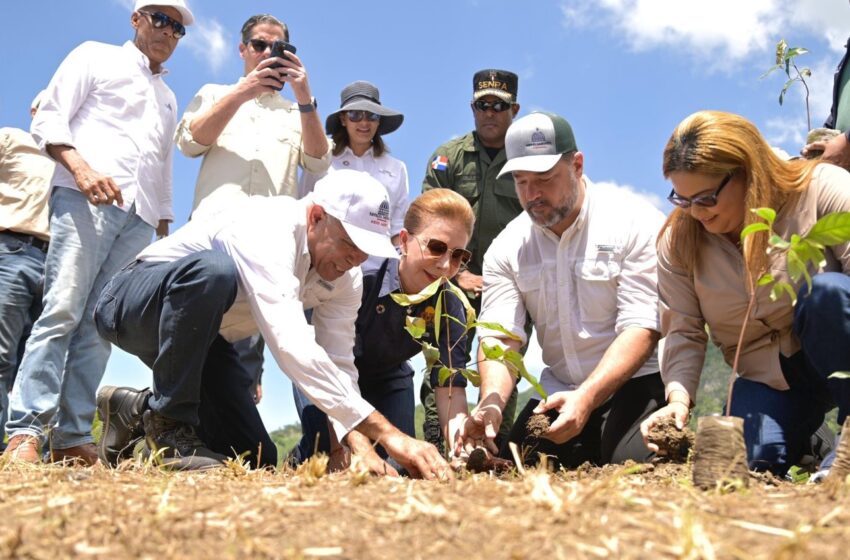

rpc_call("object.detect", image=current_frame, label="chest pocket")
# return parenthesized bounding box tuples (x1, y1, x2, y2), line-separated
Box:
(574, 256, 621, 324)
(454, 159, 481, 200)
(515, 266, 543, 319)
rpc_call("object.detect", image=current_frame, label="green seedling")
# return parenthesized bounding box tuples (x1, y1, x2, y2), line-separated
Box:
(762, 39, 813, 131)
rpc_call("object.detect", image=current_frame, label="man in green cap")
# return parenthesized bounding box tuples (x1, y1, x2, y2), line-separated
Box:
(456, 112, 666, 469)
(421, 69, 524, 452)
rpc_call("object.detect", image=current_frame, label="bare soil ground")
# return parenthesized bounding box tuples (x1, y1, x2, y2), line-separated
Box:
(0, 459, 847, 559)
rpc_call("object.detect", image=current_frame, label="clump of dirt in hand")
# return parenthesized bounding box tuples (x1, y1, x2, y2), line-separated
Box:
(466, 448, 489, 473)
(647, 416, 695, 462)
(526, 413, 551, 438)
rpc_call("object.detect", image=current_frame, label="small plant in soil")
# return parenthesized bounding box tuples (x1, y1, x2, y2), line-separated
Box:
(526, 412, 553, 439)
(392, 277, 547, 467)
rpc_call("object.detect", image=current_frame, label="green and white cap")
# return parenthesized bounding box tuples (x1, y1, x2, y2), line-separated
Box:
(498, 112, 577, 178)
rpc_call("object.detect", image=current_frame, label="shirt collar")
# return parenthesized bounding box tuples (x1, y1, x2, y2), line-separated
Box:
(341, 145, 375, 159)
(123, 40, 169, 76)
(377, 258, 402, 298)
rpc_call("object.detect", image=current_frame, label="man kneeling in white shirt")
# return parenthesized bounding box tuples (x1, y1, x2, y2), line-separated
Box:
(457, 113, 667, 469)
(94, 170, 448, 475)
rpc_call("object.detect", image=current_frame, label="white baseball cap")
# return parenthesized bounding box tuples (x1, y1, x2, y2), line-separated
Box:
(498, 112, 578, 178)
(134, 0, 194, 26)
(312, 170, 399, 260)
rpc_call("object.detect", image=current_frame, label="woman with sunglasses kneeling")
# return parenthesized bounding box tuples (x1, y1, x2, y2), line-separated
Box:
(291, 189, 475, 474)
(640, 110, 850, 479)
(300, 81, 408, 271)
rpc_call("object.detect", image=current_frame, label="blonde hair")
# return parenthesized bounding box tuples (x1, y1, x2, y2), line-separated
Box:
(661, 110, 818, 279)
(404, 189, 475, 238)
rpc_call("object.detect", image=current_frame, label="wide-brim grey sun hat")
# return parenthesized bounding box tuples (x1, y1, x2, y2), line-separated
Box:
(325, 81, 404, 137)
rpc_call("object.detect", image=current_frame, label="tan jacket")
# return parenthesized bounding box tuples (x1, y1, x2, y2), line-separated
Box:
(658, 163, 850, 401)
(0, 127, 54, 241)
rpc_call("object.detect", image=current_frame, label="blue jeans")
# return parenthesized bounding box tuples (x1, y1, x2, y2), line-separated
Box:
(0, 233, 46, 446)
(730, 272, 850, 475)
(94, 252, 276, 467)
(291, 365, 415, 464)
(5, 187, 153, 447)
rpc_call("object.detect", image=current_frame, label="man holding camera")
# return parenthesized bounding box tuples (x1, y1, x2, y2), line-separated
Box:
(171, 14, 331, 405)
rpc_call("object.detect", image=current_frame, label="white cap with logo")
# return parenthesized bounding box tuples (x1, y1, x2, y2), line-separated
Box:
(134, 0, 194, 25)
(498, 112, 578, 178)
(312, 170, 399, 260)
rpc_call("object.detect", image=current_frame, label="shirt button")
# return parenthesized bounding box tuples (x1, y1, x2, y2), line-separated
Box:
(343, 160, 350, 166)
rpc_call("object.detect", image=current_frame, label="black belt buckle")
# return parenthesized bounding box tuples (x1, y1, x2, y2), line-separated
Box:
(1, 230, 49, 253)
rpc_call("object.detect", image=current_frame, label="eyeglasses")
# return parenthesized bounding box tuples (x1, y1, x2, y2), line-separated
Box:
(667, 172, 734, 209)
(413, 236, 472, 269)
(138, 10, 186, 39)
(345, 110, 381, 123)
(472, 99, 514, 113)
(247, 38, 273, 53)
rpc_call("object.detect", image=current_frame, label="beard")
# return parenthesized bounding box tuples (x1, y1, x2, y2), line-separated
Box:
(524, 186, 579, 229)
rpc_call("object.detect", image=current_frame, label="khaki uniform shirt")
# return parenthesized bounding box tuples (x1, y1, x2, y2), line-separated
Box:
(422, 131, 523, 276)
(659, 164, 850, 401)
(176, 82, 332, 216)
(0, 127, 55, 241)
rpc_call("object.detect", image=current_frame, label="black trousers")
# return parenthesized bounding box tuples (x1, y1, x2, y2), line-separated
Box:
(501, 373, 665, 469)
(95, 251, 277, 468)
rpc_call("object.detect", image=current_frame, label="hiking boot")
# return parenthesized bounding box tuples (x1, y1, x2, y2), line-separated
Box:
(50, 443, 99, 467)
(97, 386, 151, 466)
(3, 434, 41, 463)
(142, 410, 226, 471)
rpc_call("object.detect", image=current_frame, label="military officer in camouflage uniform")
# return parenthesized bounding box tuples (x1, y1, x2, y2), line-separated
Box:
(421, 69, 524, 451)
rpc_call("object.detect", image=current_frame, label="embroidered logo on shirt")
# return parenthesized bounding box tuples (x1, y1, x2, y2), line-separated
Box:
(431, 155, 449, 171)
(420, 306, 435, 325)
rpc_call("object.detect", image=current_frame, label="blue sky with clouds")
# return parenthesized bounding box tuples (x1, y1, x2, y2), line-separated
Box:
(2, 1, 850, 430)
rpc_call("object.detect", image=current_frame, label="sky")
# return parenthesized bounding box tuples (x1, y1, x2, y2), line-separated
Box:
(2, 0, 850, 430)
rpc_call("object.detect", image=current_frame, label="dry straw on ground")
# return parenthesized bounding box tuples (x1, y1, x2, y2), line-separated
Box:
(0, 459, 847, 559)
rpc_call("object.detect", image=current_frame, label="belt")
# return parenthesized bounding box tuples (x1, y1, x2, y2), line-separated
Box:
(0, 230, 49, 252)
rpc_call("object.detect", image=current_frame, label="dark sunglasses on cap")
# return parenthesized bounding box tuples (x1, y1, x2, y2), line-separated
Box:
(345, 110, 380, 123)
(138, 10, 186, 39)
(413, 236, 472, 269)
(472, 99, 514, 113)
(667, 172, 734, 209)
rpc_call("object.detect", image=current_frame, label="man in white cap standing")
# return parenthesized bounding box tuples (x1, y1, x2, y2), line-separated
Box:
(458, 112, 667, 469)
(0, 92, 54, 450)
(3, 1, 193, 465)
(93, 170, 449, 476)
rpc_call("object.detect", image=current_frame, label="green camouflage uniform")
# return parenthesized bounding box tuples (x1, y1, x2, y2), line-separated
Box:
(420, 131, 524, 452)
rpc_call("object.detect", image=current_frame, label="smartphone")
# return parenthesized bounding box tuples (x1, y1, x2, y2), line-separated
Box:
(269, 40, 296, 69)
(268, 40, 296, 91)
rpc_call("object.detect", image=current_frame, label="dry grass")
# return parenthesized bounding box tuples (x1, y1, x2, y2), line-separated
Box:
(0, 460, 847, 559)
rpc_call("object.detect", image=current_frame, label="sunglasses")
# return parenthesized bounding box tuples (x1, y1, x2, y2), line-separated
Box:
(345, 110, 381, 123)
(667, 172, 734, 209)
(413, 236, 472, 269)
(247, 38, 274, 53)
(138, 10, 186, 39)
(472, 99, 514, 113)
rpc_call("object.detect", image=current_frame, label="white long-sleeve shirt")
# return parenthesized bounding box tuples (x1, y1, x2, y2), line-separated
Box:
(479, 178, 664, 396)
(136, 195, 374, 439)
(31, 40, 176, 227)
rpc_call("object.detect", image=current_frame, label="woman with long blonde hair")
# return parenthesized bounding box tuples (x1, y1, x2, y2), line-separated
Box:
(641, 110, 850, 478)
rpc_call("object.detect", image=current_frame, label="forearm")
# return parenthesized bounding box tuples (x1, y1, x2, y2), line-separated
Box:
(435, 386, 468, 439)
(188, 89, 249, 146)
(575, 327, 659, 409)
(477, 336, 521, 411)
(47, 144, 89, 178)
(300, 110, 329, 159)
(350, 409, 403, 446)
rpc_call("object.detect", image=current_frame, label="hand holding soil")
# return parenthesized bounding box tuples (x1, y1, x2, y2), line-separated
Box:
(646, 415, 694, 462)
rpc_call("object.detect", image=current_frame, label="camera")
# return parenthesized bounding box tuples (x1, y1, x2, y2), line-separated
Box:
(268, 40, 297, 91)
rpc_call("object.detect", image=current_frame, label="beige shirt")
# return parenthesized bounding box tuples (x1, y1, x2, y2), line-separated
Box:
(0, 127, 55, 241)
(175, 82, 332, 216)
(659, 163, 850, 401)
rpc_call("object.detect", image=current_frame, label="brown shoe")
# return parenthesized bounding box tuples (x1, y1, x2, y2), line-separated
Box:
(4, 434, 42, 463)
(50, 443, 100, 466)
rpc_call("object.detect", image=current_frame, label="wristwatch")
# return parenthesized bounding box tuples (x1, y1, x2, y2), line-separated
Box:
(298, 97, 317, 113)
